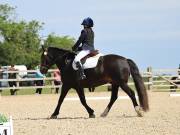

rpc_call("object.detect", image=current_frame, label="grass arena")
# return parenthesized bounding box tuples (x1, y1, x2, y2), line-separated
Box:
(0, 91, 180, 135)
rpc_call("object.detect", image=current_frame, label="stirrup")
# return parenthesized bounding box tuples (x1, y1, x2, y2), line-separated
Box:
(77, 71, 86, 80)
(80, 74, 86, 80)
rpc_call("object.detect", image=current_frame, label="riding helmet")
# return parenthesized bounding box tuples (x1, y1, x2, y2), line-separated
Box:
(81, 17, 94, 27)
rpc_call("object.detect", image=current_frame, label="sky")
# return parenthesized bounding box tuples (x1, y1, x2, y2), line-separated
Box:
(1, 0, 180, 70)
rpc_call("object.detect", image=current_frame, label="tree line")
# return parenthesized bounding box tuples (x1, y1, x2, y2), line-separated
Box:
(0, 4, 75, 69)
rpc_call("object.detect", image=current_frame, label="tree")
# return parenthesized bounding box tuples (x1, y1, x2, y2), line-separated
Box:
(44, 33, 75, 50)
(0, 4, 16, 21)
(0, 4, 43, 68)
(0, 4, 75, 68)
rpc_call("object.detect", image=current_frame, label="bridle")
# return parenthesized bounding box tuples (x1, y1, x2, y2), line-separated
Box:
(41, 51, 70, 71)
(40, 52, 54, 71)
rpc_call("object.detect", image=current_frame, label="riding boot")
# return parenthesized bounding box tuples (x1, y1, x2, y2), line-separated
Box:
(76, 62, 86, 80)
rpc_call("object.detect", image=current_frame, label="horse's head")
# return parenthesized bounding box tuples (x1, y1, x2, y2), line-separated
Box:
(40, 47, 54, 74)
(40, 46, 75, 74)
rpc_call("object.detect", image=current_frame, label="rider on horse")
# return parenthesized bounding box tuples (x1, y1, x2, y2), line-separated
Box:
(72, 17, 95, 80)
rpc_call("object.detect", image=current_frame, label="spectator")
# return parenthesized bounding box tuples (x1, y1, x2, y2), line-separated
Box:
(53, 69, 62, 94)
(34, 65, 45, 94)
(0, 66, 3, 92)
(8, 64, 18, 95)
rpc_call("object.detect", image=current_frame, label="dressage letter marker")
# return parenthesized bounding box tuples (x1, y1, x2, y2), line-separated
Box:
(0, 116, 13, 135)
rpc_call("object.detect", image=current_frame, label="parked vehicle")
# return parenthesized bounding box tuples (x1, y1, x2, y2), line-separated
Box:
(1, 65, 28, 87)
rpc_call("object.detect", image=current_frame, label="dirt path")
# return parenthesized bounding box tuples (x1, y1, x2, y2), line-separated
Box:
(0, 91, 180, 135)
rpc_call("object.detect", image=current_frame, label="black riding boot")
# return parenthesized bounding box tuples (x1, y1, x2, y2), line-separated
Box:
(76, 62, 86, 80)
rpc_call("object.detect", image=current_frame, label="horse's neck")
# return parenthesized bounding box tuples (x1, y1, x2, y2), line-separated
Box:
(55, 58, 65, 71)
(49, 47, 75, 69)
(55, 52, 74, 71)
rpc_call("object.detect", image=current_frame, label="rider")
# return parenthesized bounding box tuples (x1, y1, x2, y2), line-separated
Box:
(72, 17, 95, 80)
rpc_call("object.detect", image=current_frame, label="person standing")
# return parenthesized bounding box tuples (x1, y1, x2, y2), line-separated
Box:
(35, 66, 45, 94)
(53, 69, 61, 94)
(8, 64, 18, 95)
(0, 66, 3, 92)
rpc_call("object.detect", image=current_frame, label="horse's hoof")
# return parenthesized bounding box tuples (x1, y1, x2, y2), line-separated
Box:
(89, 114, 95, 118)
(100, 107, 109, 117)
(50, 115, 58, 119)
(100, 113, 107, 117)
(135, 106, 144, 117)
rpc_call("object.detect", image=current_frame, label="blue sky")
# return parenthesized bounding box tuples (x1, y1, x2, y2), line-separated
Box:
(1, 0, 180, 70)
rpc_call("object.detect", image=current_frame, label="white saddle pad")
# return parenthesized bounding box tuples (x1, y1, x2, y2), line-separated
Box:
(72, 53, 103, 70)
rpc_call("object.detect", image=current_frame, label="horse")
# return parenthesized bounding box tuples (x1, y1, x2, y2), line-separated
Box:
(40, 47, 149, 119)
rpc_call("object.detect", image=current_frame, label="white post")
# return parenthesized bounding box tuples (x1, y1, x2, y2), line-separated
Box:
(147, 67, 153, 90)
(10, 116, 13, 135)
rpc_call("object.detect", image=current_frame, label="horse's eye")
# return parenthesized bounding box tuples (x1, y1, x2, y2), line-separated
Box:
(44, 52, 47, 55)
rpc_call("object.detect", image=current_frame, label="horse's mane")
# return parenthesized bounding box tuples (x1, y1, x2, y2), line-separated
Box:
(47, 47, 76, 62)
(48, 47, 75, 55)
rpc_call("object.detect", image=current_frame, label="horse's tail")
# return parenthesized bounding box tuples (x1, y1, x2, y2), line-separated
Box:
(127, 59, 149, 111)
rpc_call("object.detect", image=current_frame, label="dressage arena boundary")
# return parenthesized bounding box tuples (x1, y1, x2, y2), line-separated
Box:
(1, 68, 180, 93)
(64, 96, 138, 101)
(0, 116, 13, 135)
(169, 93, 180, 97)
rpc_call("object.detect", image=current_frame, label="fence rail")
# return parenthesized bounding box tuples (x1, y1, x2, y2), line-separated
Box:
(148, 68, 180, 91)
(0, 69, 61, 92)
(0, 67, 180, 93)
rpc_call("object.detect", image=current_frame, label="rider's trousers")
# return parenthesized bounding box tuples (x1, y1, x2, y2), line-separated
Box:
(74, 50, 90, 65)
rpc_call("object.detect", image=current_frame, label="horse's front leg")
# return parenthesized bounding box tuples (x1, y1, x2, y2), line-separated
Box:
(75, 87, 95, 118)
(50, 84, 70, 119)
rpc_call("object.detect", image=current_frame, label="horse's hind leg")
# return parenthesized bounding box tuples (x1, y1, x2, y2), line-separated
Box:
(101, 84, 119, 117)
(75, 87, 95, 118)
(119, 82, 143, 117)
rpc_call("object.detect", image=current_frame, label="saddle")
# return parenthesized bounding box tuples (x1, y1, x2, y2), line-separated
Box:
(72, 50, 103, 70)
(81, 50, 99, 64)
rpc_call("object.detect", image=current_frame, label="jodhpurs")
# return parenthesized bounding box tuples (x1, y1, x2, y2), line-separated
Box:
(74, 50, 90, 65)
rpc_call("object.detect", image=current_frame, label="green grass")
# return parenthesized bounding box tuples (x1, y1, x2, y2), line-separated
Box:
(1, 88, 49, 96)
(0, 85, 110, 96)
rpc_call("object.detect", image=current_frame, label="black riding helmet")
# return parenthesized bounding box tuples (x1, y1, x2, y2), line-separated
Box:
(81, 17, 94, 27)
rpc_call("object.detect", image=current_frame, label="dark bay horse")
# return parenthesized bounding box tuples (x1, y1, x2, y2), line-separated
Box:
(40, 47, 149, 118)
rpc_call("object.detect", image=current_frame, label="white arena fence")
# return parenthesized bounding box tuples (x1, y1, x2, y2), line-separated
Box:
(0, 67, 180, 93)
(0, 69, 61, 91)
(150, 68, 180, 92)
